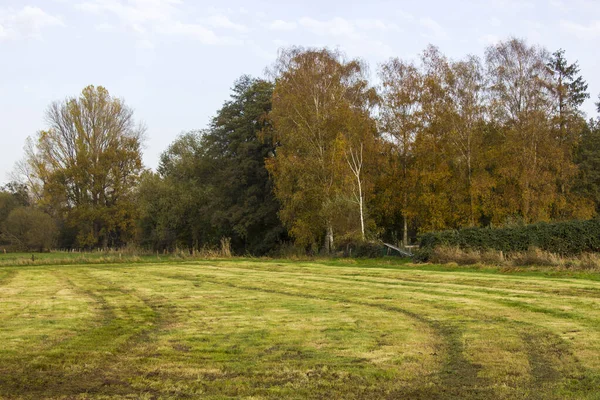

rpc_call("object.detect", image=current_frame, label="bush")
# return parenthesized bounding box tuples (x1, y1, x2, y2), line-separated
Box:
(429, 246, 482, 265)
(336, 239, 384, 258)
(2, 207, 58, 251)
(419, 219, 600, 258)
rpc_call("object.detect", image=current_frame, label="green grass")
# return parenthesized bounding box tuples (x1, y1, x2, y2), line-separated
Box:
(1, 258, 600, 399)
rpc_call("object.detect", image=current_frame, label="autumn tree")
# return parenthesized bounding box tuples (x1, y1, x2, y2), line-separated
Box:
(378, 58, 421, 245)
(375, 39, 595, 237)
(445, 55, 489, 226)
(267, 48, 378, 252)
(339, 89, 380, 241)
(485, 38, 557, 223)
(378, 48, 491, 239)
(24, 85, 145, 248)
(410, 46, 459, 231)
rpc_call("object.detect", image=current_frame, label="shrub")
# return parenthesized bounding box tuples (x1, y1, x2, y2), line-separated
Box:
(419, 219, 600, 257)
(2, 207, 57, 252)
(429, 246, 482, 265)
(336, 239, 384, 258)
(413, 247, 433, 263)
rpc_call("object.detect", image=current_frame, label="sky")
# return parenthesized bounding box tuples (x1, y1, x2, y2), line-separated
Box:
(1, 0, 599, 185)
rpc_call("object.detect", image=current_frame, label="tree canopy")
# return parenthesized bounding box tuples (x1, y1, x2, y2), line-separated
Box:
(24, 85, 144, 248)
(267, 48, 379, 253)
(137, 76, 286, 255)
(12, 38, 600, 254)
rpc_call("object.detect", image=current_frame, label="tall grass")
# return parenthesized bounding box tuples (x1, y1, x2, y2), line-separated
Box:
(0, 255, 143, 267)
(429, 245, 600, 270)
(0, 238, 236, 266)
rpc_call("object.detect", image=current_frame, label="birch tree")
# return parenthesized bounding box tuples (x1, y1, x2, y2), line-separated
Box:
(267, 47, 376, 252)
(485, 38, 556, 222)
(345, 144, 365, 239)
(378, 59, 421, 245)
(446, 55, 488, 226)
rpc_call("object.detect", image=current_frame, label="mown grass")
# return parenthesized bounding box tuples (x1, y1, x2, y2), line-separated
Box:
(1, 258, 600, 399)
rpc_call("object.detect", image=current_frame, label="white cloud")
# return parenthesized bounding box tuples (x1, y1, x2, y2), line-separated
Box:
(550, 0, 571, 12)
(78, 0, 178, 25)
(490, 17, 502, 28)
(523, 20, 544, 42)
(560, 19, 600, 39)
(204, 15, 247, 32)
(394, 9, 415, 22)
(419, 17, 447, 40)
(297, 17, 400, 37)
(95, 22, 117, 32)
(161, 21, 240, 45)
(78, 0, 240, 46)
(245, 40, 276, 61)
(268, 19, 297, 31)
(355, 19, 400, 32)
(136, 38, 154, 49)
(0, 6, 64, 41)
(288, 17, 395, 58)
(478, 34, 500, 45)
(489, 0, 534, 11)
(299, 17, 355, 37)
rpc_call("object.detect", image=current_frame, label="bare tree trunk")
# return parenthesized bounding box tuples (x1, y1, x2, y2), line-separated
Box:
(345, 143, 365, 240)
(402, 212, 408, 247)
(324, 223, 334, 254)
(357, 177, 365, 240)
(402, 190, 409, 246)
(468, 152, 475, 227)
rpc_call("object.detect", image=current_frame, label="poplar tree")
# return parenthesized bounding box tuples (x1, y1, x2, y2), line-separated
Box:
(24, 85, 144, 248)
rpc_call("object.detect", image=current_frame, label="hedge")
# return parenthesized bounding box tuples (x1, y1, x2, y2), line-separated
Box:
(419, 218, 600, 256)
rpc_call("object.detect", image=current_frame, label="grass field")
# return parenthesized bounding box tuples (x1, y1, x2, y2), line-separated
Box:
(1, 258, 600, 399)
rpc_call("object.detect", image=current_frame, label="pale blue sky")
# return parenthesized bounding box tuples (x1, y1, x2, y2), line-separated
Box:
(1, 0, 599, 185)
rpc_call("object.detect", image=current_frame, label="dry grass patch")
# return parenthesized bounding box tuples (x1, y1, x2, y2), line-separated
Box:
(429, 245, 600, 271)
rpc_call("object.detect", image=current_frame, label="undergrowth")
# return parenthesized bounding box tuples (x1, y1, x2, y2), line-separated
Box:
(428, 245, 600, 270)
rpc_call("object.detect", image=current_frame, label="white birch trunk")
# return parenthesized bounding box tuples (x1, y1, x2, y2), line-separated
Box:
(346, 143, 365, 240)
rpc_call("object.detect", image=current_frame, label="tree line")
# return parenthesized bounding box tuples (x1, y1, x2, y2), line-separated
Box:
(2, 37, 600, 255)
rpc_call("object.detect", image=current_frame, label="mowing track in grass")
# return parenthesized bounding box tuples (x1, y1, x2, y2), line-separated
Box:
(1, 260, 600, 399)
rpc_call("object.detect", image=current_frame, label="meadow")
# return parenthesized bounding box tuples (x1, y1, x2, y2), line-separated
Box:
(1, 256, 600, 399)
